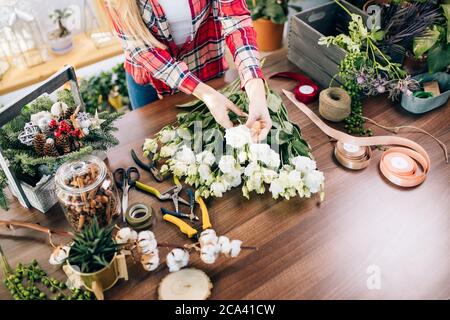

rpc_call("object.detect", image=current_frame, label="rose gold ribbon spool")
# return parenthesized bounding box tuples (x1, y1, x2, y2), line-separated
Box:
(283, 90, 431, 188)
(334, 141, 372, 170)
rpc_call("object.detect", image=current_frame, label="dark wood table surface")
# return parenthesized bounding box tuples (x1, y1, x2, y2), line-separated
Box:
(0, 50, 449, 300)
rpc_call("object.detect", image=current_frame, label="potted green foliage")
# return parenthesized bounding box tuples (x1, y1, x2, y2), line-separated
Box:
(246, 0, 297, 51)
(48, 8, 73, 55)
(65, 219, 127, 300)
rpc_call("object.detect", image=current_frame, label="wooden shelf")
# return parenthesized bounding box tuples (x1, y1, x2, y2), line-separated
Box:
(0, 33, 123, 96)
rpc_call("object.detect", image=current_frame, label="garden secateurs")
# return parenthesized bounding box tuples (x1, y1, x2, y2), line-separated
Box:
(134, 176, 190, 212)
(162, 195, 212, 240)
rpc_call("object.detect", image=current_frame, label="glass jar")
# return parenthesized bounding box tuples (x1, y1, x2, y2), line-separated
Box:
(55, 155, 120, 231)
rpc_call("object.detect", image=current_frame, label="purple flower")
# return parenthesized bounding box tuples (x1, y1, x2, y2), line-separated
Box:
(357, 75, 366, 85)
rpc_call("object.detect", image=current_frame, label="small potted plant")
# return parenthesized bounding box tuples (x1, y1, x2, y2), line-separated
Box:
(246, 0, 295, 51)
(48, 8, 73, 55)
(64, 219, 128, 300)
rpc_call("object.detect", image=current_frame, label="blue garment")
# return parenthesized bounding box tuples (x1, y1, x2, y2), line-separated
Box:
(126, 72, 159, 110)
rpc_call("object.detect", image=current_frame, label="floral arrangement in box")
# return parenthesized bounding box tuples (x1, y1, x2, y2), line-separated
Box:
(0, 89, 122, 208)
(143, 79, 324, 201)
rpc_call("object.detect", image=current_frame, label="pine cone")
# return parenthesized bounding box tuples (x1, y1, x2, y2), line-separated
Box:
(43, 139, 60, 157)
(55, 135, 72, 155)
(62, 105, 76, 119)
(33, 133, 46, 156)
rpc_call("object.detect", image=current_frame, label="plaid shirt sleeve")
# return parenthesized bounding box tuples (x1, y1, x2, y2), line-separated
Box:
(215, 0, 264, 88)
(108, 11, 200, 94)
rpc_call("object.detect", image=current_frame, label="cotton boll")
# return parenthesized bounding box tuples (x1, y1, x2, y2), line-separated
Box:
(218, 236, 232, 255)
(49, 245, 70, 265)
(138, 230, 155, 242)
(139, 239, 158, 254)
(200, 244, 219, 264)
(166, 248, 190, 272)
(230, 240, 242, 258)
(199, 229, 218, 248)
(141, 249, 160, 271)
(129, 230, 138, 242)
(50, 102, 68, 117)
(115, 227, 132, 244)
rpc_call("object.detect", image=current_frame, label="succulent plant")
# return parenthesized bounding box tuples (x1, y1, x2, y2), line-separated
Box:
(68, 219, 119, 273)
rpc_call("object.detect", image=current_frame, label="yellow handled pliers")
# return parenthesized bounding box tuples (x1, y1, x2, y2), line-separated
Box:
(135, 176, 189, 212)
(162, 196, 212, 240)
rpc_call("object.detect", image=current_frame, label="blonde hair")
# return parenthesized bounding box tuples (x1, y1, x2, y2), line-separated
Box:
(95, 0, 166, 49)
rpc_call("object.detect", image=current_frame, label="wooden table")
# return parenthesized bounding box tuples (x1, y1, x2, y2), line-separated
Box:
(0, 33, 122, 96)
(0, 50, 449, 300)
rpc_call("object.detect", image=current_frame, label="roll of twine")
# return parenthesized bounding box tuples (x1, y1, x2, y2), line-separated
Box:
(319, 88, 352, 122)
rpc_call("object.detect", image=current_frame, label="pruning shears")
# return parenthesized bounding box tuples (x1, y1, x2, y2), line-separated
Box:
(160, 188, 198, 221)
(162, 195, 212, 240)
(135, 176, 190, 212)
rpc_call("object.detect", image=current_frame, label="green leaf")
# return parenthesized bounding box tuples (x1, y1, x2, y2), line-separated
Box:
(413, 27, 440, 58)
(282, 121, 293, 134)
(442, 4, 450, 44)
(267, 92, 282, 113)
(428, 43, 450, 73)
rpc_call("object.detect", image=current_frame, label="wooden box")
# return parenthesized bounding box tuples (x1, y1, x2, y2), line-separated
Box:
(288, 0, 368, 87)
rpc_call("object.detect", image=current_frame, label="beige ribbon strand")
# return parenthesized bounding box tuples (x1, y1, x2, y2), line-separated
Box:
(283, 90, 431, 187)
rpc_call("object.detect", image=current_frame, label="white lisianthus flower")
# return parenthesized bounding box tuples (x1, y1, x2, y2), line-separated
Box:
(198, 164, 211, 182)
(196, 150, 215, 166)
(218, 155, 236, 174)
(287, 170, 302, 188)
(237, 149, 248, 163)
(160, 144, 178, 158)
(176, 146, 196, 164)
(159, 128, 176, 143)
(143, 138, 158, 155)
(261, 168, 278, 184)
(268, 150, 281, 169)
(269, 179, 285, 199)
(304, 170, 324, 193)
(173, 161, 188, 176)
(211, 180, 227, 197)
(248, 143, 271, 165)
(160, 164, 169, 175)
(225, 125, 252, 149)
(291, 156, 317, 172)
(244, 162, 260, 177)
(187, 163, 198, 176)
(223, 172, 242, 188)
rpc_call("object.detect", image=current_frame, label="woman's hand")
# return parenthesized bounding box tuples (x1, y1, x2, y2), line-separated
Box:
(245, 79, 272, 142)
(193, 83, 246, 129)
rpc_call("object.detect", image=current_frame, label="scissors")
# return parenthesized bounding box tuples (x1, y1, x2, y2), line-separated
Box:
(114, 167, 140, 222)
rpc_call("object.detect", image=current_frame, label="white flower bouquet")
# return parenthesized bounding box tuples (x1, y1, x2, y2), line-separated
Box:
(143, 80, 324, 201)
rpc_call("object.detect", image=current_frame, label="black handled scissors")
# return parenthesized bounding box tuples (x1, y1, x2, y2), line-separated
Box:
(114, 167, 140, 221)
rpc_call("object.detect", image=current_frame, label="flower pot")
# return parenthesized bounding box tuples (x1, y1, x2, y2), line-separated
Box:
(403, 52, 428, 76)
(252, 18, 284, 52)
(48, 33, 73, 55)
(64, 253, 128, 300)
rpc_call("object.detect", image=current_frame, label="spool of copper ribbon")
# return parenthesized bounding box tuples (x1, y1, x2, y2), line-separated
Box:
(283, 90, 431, 188)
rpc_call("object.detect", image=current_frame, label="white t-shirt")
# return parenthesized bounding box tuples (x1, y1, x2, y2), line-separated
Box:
(158, 0, 193, 46)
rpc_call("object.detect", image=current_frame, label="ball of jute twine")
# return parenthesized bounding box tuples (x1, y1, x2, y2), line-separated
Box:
(319, 87, 352, 122)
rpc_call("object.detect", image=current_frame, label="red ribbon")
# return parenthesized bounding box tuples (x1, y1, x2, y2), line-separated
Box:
(269, 72, 319, 104)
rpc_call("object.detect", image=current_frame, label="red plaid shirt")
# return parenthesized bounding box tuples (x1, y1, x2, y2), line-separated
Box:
(109, 0, 263, 96)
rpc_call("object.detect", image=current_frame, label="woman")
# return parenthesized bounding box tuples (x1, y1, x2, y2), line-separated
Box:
(101, 0, 271, 140)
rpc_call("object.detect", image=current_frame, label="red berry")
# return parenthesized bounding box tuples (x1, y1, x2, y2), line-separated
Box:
(49, 119, 58, 128)
(54, 131, 61, 138)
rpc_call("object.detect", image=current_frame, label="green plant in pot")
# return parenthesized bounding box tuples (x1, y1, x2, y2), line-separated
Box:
(49, 8, 73, 55)
(246, 0, 300, 51)
(66, 219, 127, 300)
(411, 4, 450, 74)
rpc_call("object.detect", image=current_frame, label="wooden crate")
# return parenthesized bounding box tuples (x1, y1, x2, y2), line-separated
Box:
(288, 0, 368, 87)
(0, 66, 84, 212)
